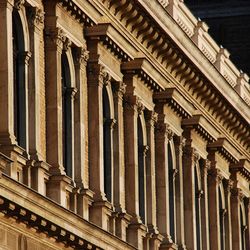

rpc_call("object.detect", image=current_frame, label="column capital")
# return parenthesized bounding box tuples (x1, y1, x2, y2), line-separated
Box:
(145, 110, 158, 127)
(27, 7, 44, 29)
(220, 208, 227, 217)
(74, 44, 89, 66)
(46, 27, 66, 51)
(231, 188, 245, 202)
(183, 146, 200, 164)
(196, 189, 204, 199)
(174, 135, 186, 156)
(224, 178, 234, 193)
(14, 0, 25, 10)
(113, 81, 126, 99)
(208, 168, 224, 185)
(124, 95, 144, 114)
(63, 37, 72, 51)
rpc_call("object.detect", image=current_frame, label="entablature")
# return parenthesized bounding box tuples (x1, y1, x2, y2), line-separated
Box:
(122, 58, 167, 92)
(153, 88, 193, 119)
(181, 114, 220, 143)
(207, 138, 241, 164)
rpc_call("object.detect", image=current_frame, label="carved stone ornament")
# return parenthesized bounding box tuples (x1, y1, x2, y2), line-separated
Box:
(28, 7, 44, 27)
(75, 44, 89, 65)
(167, 128, 174, 141)
(114, 81, 126, 96)
(14, 0, 25, 10)
(208, 168, 223, 184)
(63, 37, 72, 51)
(18, 51, 32, 65)
(49, 28, 66, 49)
(145, 110, 158, 127)
(136, 97, 145, 115)
(99, 66, 111, 86)
(104, 118, 117, 129)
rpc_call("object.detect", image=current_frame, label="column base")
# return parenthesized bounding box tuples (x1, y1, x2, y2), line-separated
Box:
(89, 199, 114, 231)
(127, 221, 147, 249)
(46, 174, 72, 208)
(160, 242, 178, 250)
(0, 144, 28, 183)
(0, 152, 12, 178)
(114, 210, 131, 241)
(30, 161, 50, 195)
(77, 188, 94, 220)
(150, 232, 164, 250)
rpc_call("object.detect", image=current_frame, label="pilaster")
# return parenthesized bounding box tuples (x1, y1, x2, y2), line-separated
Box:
(27, 6, 44, 161)
(0, 0, 17, 145)
(207, 167, 224, 250)
(231, 187, 245, 250)
(182, 127, 199, 250)
(155, 105, 176, 249)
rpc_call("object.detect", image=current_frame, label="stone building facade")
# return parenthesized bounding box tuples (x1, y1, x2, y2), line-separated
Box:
(0, 0, 249, 250)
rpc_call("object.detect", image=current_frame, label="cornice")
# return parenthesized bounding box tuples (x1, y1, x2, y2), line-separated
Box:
(100, 0, 250, 151)
(0, 175, 136, 250)
(58, 0, 95, 26)
(153, 88, 193, 118)
(181, 114, 219, 143)
(0, 196, 100, 249)
(207, 138, 240, 164)
(230, 159, 250, 182)
(85, 23, 135, 61)
(122, 58, 166, 92)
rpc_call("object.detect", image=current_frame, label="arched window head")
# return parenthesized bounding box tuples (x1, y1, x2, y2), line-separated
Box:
(168, 142, 176, 242)
(240, 203, 247, 250)
(219, 185, 226, 250)
(61, 51, 73, 177)
(12, 10, 26, 149)
(137, 116, 146, 223)
(194, 162, 202, 250)
(102, 86, 112, 202)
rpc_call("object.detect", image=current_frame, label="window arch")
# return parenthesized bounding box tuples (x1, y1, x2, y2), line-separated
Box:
(103, 86, 112, 202)
(240, 202, 247, 250)
(219, 184, 226, 250)
(12, 10, 26, 149)
(168, 141, 176, 242)
(102, 82, 115, 203)
(61, 51, 73, 177)
(137, 114, 147, 224)
(194, 161, 202, 250)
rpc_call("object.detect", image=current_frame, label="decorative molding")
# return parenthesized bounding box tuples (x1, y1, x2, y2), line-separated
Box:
(63, 37, 72, 51)
(0, 196, 102, 249)
(145, 110, 158, 127)
(75, 44, 89, 66)
(27, 7, 44, 28)
(14, 0, 25, 10)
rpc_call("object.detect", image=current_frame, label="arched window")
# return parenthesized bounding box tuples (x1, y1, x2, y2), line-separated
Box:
(138, 116, 145, 223)
(103, 86, 112, 202)
(168, 142, 175, 242)
(240, 203, 246, 250)
(61, 52, 73, 177)
(194, 163, 202, 250)
(12, 10, 26, 148)
(219, 185, 226, 250)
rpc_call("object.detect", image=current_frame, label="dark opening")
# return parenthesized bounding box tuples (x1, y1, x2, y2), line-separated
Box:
(195, 167, 201, 250)
(12, 11, 26, 149)
(61, 52, 72, 177)
(219, 189, 225, 250)
(138, 117, 145, 223)
(240, 206, 246, 250)
(168, 144, 175, 242)
(103, 87, 112, 202)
